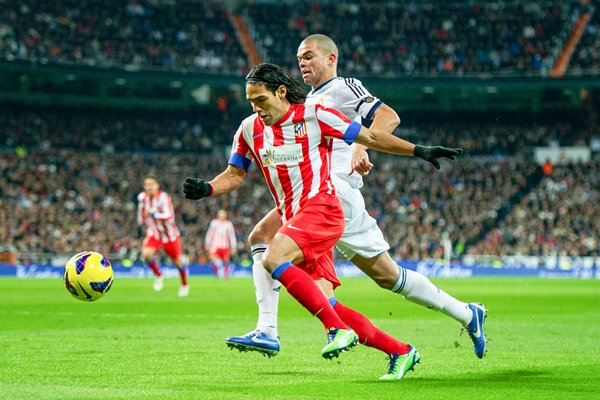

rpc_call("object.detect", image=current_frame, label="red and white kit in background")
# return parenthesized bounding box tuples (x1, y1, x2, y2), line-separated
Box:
(205, 218, 237, 261)
(137, 190, 182, 260)
(228, 102, 361, 284)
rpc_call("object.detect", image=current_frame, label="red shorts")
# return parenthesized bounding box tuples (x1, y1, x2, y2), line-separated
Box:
(143, 236, 182, 261)
(279, 193, 345, 288)
(210, 247, 230, 262)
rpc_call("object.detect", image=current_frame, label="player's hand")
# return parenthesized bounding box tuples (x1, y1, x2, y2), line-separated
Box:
(414, 145, 463, 169)
(182, 177, 213, 200)
(348, 146, 373, 176)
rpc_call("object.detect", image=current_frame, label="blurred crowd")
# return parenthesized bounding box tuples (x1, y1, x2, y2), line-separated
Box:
(1, 107, 598, 262)
(0, 0, 247, 74)
(247, 0, 569, 77)
(472, 160, 600, 256)
(2, 0, 598, 76)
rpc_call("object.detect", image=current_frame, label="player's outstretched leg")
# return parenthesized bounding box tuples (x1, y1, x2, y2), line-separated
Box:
(225, 243, 282, 356)
(393, 265, 487, 358)
(330, 298, 420, 379)
(354, 252, 487, 358)
(226, 210, 283, 356)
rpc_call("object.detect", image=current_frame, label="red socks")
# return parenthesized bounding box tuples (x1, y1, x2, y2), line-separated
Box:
(147, 259, 162, 277)
(333, 300, 410, 356)
(272, 262, 347, 330)
(178, 267, 188, 286)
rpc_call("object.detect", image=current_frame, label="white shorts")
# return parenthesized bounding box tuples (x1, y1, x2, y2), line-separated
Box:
(332, 176, 390, 260)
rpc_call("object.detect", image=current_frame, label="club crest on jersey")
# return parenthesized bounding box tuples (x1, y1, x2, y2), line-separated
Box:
(294, 122, 306, 138)
(260, 143, 304, 166)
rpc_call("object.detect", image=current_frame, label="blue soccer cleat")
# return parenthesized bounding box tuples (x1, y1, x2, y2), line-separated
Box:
(466, 303, 487, 358)
(225, 330, 280, 357)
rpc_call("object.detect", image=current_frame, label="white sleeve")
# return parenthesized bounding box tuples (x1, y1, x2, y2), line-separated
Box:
(336, 78, 384, 121)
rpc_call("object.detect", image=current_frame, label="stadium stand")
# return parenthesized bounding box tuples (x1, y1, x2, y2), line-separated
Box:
(1, 106, 596, 261)
(244, 0, 571, 77)
(0, 0, 247, 73)
(1, 0, 596, 76)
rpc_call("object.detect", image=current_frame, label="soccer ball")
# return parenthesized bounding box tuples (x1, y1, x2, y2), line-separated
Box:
(63, 251, 114, 301)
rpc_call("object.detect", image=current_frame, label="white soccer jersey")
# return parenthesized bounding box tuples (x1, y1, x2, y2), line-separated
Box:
(205, 219, 237, 253)
(137, 191, 180, 243)
(229, 102, 361, 221)
(305, 77, 384, 189)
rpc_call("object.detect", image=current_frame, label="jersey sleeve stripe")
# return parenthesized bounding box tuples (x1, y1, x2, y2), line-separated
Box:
(344, 78, 362, 98)
(365, 100, 384, 120)
(228, 153, 252, 171)
(341, 120, 361, 145)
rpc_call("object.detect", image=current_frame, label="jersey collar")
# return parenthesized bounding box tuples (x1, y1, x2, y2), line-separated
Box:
(309, 77, 337, 96)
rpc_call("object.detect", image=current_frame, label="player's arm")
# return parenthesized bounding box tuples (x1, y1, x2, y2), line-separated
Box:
(353, 125, 462, 169)
(228, 222, 237, 254)
(205, 220, 214, 249)
(350, 104, 400, 175)
(151, 194, 174, 220)
(183, 165, 246, 200)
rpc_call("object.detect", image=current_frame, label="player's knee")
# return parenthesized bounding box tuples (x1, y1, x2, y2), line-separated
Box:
(248, 224, 273, 245)
(141, 249, 154, 261)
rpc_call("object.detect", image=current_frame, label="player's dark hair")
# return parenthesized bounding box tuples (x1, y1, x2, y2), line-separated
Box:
(246, 63, 306, 104)
(144, 174, 159, 183)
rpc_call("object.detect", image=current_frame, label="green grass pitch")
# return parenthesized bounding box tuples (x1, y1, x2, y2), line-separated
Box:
(0, 276, 599, 400)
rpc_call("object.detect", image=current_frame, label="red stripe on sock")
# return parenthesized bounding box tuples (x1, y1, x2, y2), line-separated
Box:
(277, 265, 346, 330)
(333, 302, 410, 355)
(148, 259, 162, 277)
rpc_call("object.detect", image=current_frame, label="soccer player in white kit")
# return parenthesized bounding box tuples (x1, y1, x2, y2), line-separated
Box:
(225, 34, 487, 359)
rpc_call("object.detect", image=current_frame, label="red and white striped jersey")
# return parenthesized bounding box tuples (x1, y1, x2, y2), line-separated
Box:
(205, 219, 237, 253)
(137, 190, 180, 243)
(228, 102, 361, 221)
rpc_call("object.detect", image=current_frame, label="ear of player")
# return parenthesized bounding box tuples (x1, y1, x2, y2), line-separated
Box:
(414, 145, 464, 169)
(183, 177, 213, 200)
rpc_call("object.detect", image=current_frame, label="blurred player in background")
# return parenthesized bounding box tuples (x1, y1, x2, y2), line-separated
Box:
(184, 63, 462, 379)
(137, 175, 190, 297)
(205, 209, 237, 279)
(226, 34, 487, 362)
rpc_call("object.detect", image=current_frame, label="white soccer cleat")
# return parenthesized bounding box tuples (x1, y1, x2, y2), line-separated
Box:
(177, 284, 190, 297)
(153, 276, 164, 292)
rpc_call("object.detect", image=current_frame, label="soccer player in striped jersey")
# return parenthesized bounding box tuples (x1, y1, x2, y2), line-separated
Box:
(183, 63, 462, 379)
(205, 209, 237, 279)
(137, 175, 189, 297)
(226, 34, 487, 364)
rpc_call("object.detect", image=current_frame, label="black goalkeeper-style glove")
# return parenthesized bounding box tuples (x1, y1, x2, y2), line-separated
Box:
(182, 177, 213, 200)
(414, 145, 463, 169)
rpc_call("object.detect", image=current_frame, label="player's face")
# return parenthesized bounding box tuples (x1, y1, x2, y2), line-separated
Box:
(217, 210, 227, 220)
(143, 178, 159, 196)
(297, 41, 334, 88)
(246, 83, 288, 126)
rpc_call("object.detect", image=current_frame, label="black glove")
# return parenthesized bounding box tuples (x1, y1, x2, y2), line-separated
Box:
(414, 145, 463, 169)
(182, 177, 213, 200)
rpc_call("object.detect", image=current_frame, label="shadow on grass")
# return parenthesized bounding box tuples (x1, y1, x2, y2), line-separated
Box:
(358, 368, 551, 386)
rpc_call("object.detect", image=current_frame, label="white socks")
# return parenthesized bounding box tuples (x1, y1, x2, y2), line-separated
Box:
(392, 267, 472, 326)
(251, 243, 281, 338)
